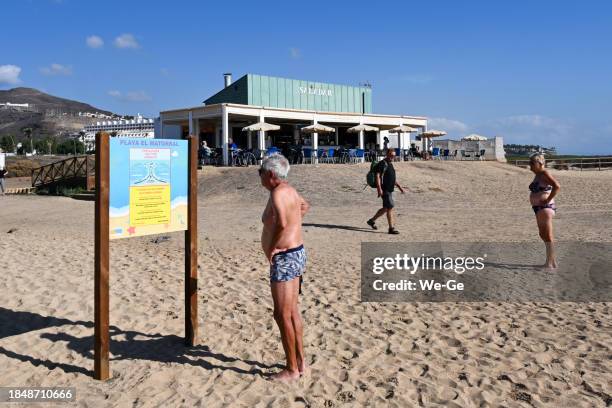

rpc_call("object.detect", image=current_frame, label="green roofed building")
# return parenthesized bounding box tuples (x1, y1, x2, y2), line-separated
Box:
(160, 73, 429, 165)
(204, 74, 373, 114)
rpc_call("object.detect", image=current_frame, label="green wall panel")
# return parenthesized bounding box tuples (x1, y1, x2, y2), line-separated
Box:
(205, 74, 372, 113)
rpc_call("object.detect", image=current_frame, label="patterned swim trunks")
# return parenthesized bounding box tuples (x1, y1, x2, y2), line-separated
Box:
(270, 245, 307, 283)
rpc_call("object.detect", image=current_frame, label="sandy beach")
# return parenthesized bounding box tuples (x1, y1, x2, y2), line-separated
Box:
(1, 161, 611, 407)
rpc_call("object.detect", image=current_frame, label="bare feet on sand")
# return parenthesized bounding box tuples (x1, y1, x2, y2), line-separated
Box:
(299, 362, 311, 377)
(270, 369, 300, 383)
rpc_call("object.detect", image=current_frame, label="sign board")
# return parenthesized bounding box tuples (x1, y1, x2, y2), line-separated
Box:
(109, 138, 188, 239)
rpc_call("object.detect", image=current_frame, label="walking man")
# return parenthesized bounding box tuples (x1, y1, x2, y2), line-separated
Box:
(367, 149, 406, 234)
(259, 154, 310, 382)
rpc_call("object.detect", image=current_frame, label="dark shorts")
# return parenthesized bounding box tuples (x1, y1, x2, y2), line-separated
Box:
(382, 192, 394, 209)
(270, 245, 307, 283)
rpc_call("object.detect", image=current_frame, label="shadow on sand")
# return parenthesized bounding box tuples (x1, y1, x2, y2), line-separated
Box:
(0, 307, 279, 378)
(303, 222, 378, 233)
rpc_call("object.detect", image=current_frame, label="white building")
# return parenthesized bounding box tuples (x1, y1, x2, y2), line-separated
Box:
(82, 114, 155, 150)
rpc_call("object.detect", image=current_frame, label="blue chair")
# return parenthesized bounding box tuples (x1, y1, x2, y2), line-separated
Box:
(355, 149, 365, 163)
(303, 148, 313, 164)
(395, 148, 401, 161)
(443, 149, 450, 160)
(327, 148, 336, 163)
(266, 147, 279, 156)
(432, 147, 441, 160)
(348, 149, 357, 163)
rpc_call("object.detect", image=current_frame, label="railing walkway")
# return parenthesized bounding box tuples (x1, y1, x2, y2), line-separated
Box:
(31, 155, 95, 190)
(511, 157, 612, 171)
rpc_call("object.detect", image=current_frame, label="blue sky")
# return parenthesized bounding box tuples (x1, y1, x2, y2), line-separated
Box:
(2, 0, 611, 154)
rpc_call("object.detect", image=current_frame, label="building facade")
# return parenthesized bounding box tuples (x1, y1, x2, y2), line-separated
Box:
(82, 114, 154, 151)
(160, 73, 427, 165)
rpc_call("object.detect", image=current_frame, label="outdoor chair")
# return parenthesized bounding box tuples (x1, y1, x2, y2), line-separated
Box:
(443, 149, 450, 160)
(327, 147, 336, 163)
(348, 149, 357, 163)
(355, 149, 365, 163)
(460, 150, 471, 160)
(394, 148, 401, 161)
(432, 147, 441, 160)
(475, 149, 486, 161)
(303, 148, 314, 164)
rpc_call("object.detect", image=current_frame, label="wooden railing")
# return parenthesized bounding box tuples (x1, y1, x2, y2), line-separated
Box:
(512, 157, 612, 171)
(31, 155, 95, 189)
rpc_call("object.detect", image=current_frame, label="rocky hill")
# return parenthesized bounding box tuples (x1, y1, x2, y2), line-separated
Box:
(0, 87, 116, 141)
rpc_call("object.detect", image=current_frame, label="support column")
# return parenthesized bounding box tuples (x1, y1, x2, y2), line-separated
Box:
(222, 105, 229, 166)
(247, 131, 252, 149)
(258, 111, 266, 151)
(188, 111, 194, 135)
(194, 118, 200, 141)
(398, 122, 404, 155)
(293, 126, 299, 143)
(312, 118, 318, 164)
(335, 127, 339, 146)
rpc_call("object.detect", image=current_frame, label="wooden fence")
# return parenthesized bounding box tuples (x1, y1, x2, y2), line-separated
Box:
(512, 157, 612, 171)
(31, 155, 95, 190)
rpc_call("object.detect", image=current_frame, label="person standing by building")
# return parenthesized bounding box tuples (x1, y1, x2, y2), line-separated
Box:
(367, 149, 406, 234)
(0, 167, 7, 195)
(259, 154, 310, 382)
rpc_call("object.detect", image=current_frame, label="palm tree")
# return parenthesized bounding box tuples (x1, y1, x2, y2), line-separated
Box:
(21, 127, 33, 154)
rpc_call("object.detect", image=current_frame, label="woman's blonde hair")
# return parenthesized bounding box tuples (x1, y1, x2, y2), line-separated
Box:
(530, 153, 545, 165)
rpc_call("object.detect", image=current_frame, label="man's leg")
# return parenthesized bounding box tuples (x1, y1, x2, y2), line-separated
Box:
(370, 207, 387, 221)
(271, 278, 300, 381)
(386, 208, 394, 228)
(289, 278, 307, 374)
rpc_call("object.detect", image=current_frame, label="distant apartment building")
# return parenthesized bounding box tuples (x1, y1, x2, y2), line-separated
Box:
(0, 102, 34, 111)
(82, 114, 154, 150)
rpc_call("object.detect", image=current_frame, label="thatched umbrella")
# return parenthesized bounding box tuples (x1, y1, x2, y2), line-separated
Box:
(242, 122, 280, 132)
(300, 123, 335, 133)
(346, 124, 379, 133)
(389, 125, 418, 134)
(421, 130, 447, 138)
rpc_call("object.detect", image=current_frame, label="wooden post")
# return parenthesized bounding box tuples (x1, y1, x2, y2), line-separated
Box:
(94, 132, 110, 380)
(185, 135, 198, 346)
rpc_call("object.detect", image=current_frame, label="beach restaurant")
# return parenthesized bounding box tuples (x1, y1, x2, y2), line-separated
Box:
(159, 73, 428, 165)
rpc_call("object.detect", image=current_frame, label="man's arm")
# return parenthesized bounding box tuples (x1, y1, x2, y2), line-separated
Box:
(395, 181, 406, 193)
(376, 173, 383, 197)
(300, 195, 310, 217)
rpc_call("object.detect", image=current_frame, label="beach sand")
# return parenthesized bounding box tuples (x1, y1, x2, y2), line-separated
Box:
(1, 161, 610, 407)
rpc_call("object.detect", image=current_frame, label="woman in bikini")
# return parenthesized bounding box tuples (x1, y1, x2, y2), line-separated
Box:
(528, 153, 561, 268)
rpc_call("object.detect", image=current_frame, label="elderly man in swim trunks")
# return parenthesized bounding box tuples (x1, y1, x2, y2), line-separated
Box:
(259, 154, 310, 382)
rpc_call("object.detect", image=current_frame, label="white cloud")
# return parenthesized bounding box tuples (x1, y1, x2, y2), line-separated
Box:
(86, 35, 104, 49)
(480, 114, 578, 152)
(428, 117, 469, 133)
(289, 47, 301, 59)
(114, 33, 139, 49)
(108, 90, 152, 102)
(0, 65, 22, 84)
(39, 63, 72, 76)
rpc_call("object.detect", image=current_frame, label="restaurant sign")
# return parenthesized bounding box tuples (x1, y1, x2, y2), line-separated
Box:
(299, 86, 333, 97)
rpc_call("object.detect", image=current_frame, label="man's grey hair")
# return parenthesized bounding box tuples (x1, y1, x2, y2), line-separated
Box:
(261, 154, 290, 179)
